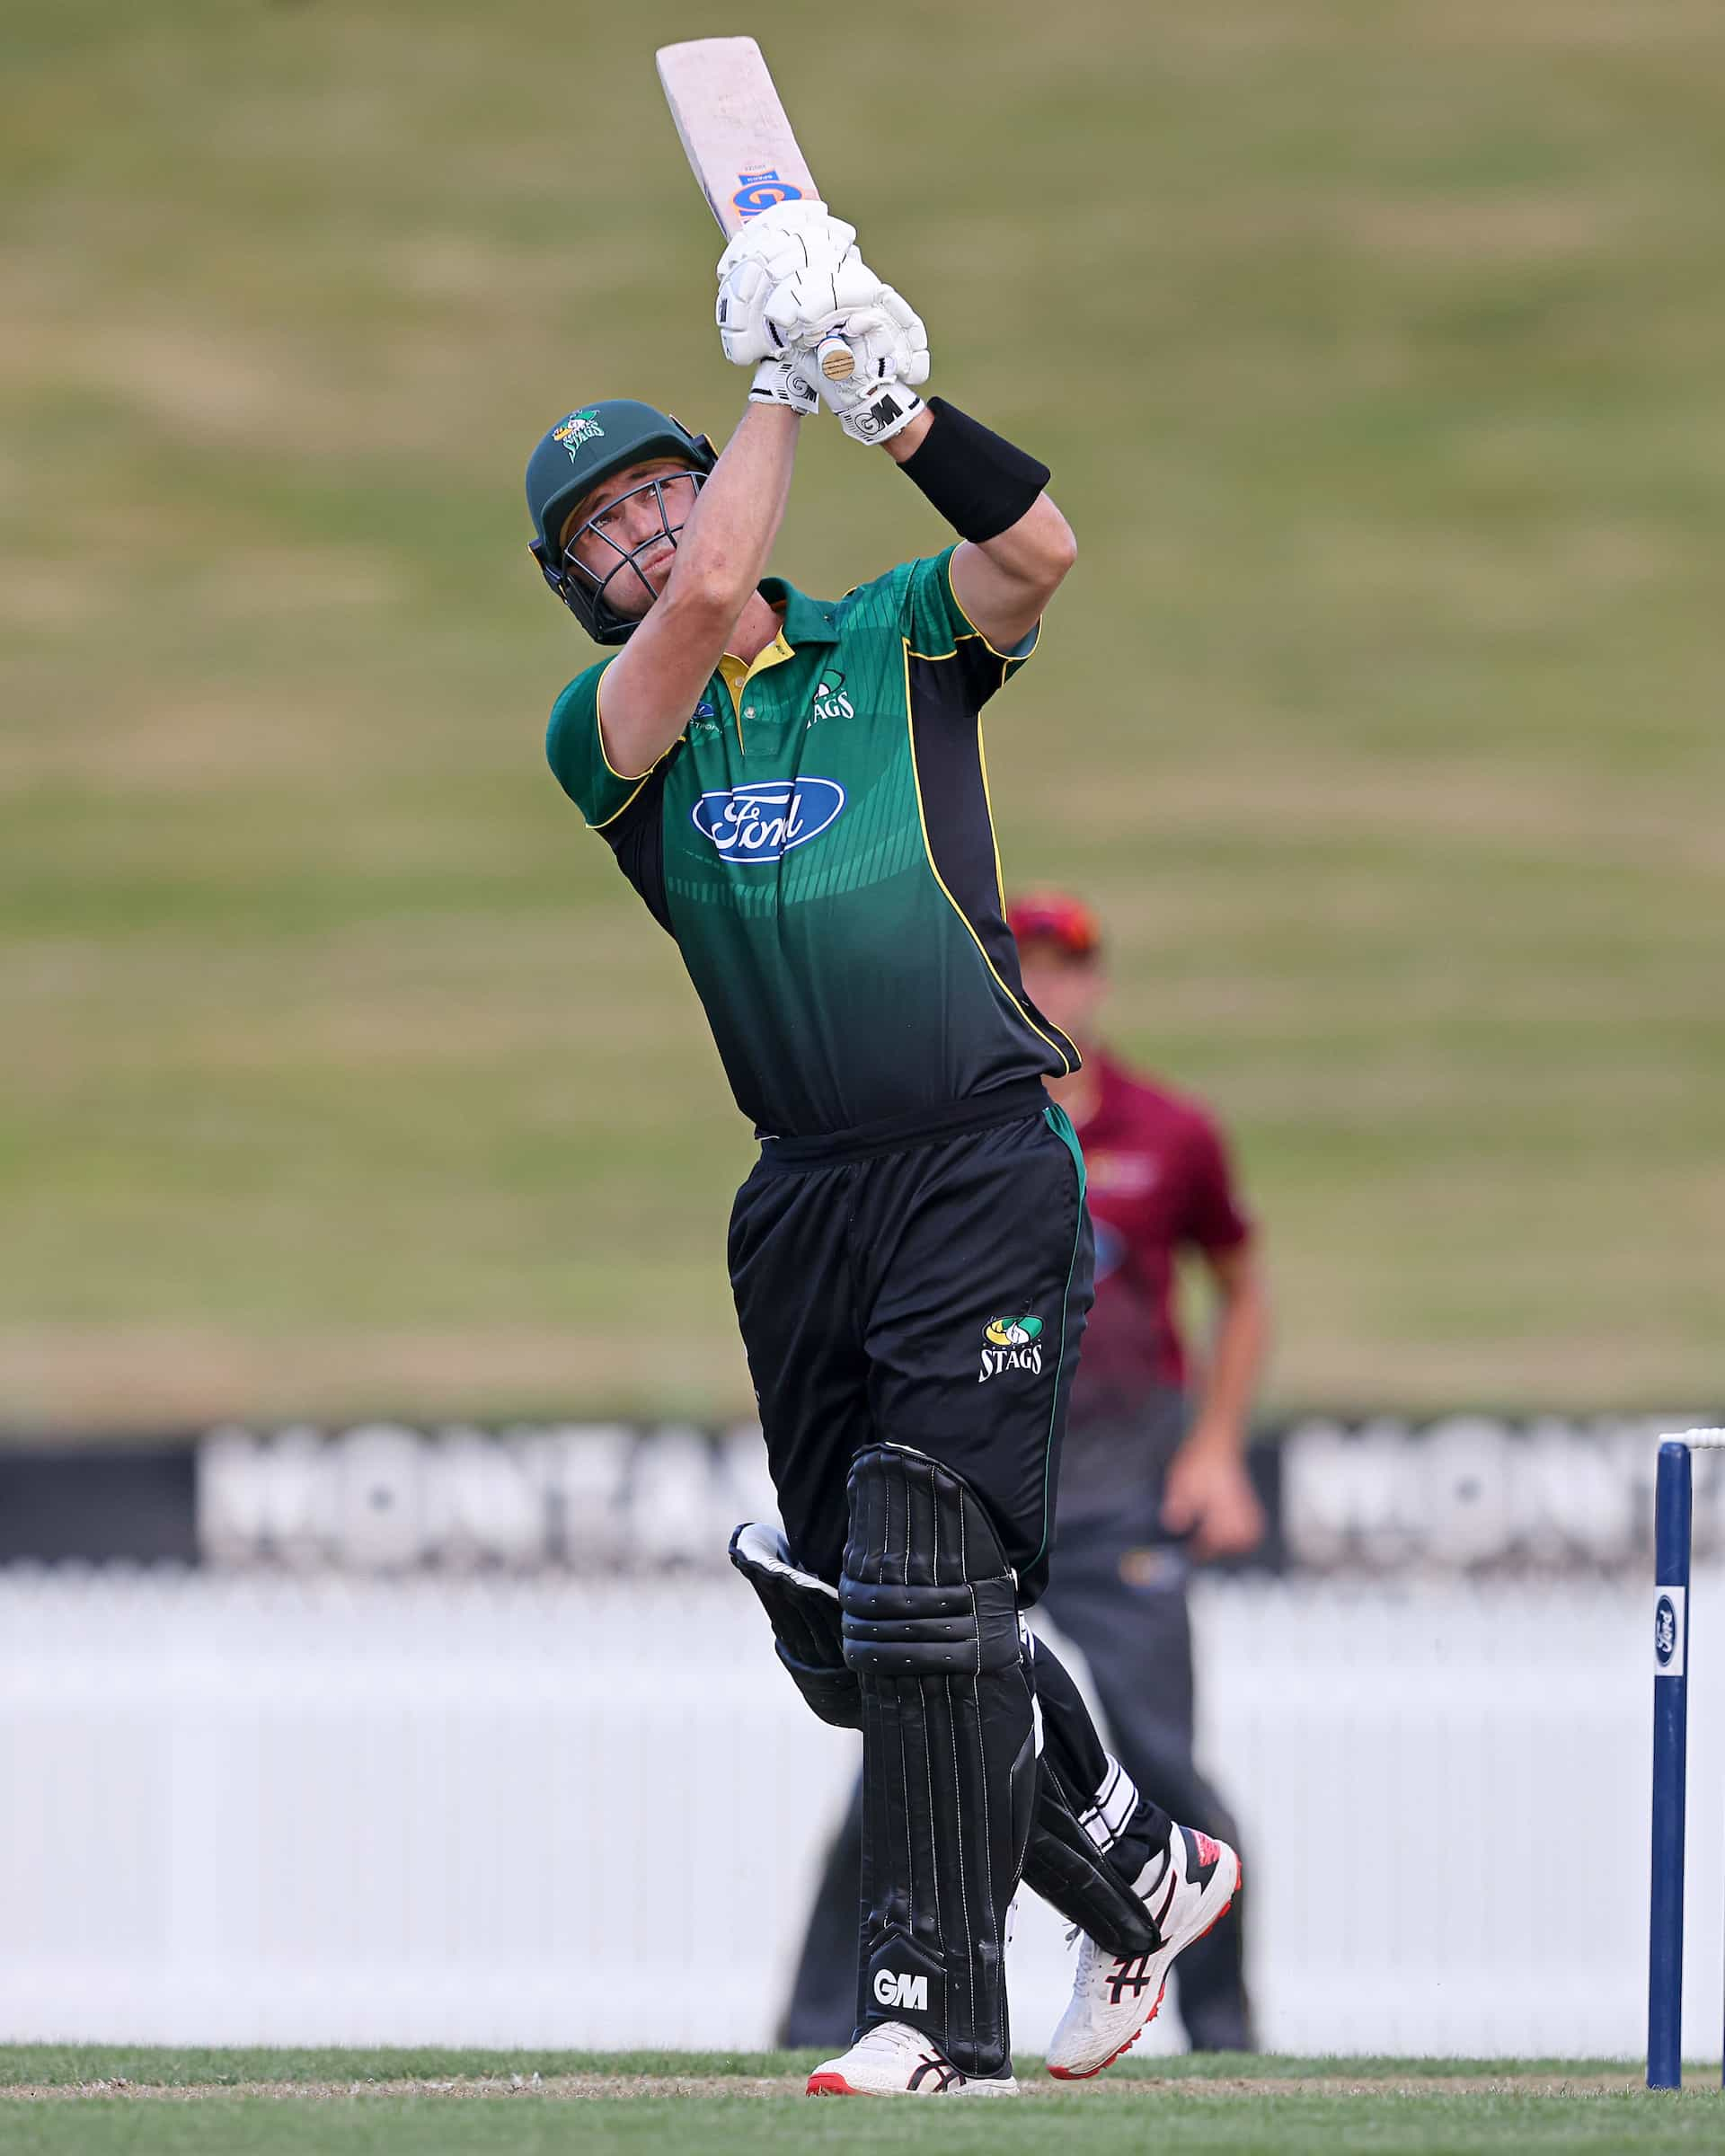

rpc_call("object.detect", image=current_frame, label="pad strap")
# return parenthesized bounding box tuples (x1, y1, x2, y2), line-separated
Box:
(898, 397, 1050, 543)
(1027, 1768, 1156, 1957)
(840, 1576, 1022, 1675)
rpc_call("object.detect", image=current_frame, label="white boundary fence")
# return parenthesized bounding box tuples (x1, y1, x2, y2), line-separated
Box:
(0, 1568, 1716, 2059)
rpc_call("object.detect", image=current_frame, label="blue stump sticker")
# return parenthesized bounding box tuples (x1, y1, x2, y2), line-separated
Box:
(1654, 1588, 1685, 1675)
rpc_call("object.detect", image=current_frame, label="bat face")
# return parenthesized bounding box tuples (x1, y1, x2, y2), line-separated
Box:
(657, 37, 857, 383)
(656, 36, 823, 238)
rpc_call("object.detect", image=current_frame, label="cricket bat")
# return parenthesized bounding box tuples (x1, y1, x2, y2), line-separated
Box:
(656, 35, 857, 383)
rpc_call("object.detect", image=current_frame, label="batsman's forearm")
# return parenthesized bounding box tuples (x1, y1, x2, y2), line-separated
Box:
(594, 402, 801, 779)
(884, 409, 936, 461)
(665, 401, 801, 621)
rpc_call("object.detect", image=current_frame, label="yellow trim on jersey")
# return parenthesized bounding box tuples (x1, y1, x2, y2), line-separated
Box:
(586, 767, 656, 831)
(594, 666, 660, 787)
(717, 627, 796, 700)
(751, 628, 797, 682)
(900, 639, 1073, 1078)
(975, 721, 1007, 914)
(905, 624, 1041, 669)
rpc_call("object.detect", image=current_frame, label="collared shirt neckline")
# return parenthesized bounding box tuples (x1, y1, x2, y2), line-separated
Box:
(715, 580, 839, 729)
(758, 577, 839, 648)
(717, 626, 794, 703)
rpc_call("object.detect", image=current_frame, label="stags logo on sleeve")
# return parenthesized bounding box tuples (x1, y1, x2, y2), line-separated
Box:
(979, 1313, 1044, 1383)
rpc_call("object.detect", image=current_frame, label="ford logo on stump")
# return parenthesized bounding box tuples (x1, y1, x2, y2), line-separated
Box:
(691, 777, 846, 863)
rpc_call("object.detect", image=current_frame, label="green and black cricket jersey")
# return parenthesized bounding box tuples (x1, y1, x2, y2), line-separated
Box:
(546, 546, 1077, 1140)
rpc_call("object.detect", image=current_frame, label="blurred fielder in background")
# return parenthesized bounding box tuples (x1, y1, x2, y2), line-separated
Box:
(783, 889, 1269, 2053)
(526, 208, 1239, 2095)
(1015, 888, 1269, 2047)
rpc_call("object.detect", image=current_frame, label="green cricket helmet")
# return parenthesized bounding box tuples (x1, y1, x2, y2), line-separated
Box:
(525, 399, 716, 644)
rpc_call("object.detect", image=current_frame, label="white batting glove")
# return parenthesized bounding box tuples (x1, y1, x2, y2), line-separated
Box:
(720, 199, 854, 274)
(748, 352, 822, 418)
(761, 254, 891, 356)
(715, 204, 859, 368)
(814, 289, 932, 445)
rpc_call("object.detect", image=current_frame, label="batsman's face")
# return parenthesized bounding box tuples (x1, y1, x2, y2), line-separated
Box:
(561, 459, 702, 616)
(1017, 941, 1108, 1047)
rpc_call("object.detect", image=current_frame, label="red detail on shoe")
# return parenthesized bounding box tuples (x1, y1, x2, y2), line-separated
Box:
(1047, 1980, 1166, 2080)
(1045, 1860, 1243, 2084)
(1193, 1831, 1222, 1868)
(806, 2072, 863, 2097)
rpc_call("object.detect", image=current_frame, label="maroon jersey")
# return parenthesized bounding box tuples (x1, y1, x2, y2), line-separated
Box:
(1069, 1048, 1253, 1422)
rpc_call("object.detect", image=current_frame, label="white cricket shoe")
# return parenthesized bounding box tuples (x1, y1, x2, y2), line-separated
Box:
(806, 2020, 1020, 2097)
(1045, 1823, 1242, 2080)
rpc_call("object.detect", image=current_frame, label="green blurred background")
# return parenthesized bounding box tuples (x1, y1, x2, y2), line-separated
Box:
(4, 0, 1721, 1431)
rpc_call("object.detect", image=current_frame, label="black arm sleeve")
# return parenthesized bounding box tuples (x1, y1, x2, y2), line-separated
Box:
(898, 398, 1050, 543)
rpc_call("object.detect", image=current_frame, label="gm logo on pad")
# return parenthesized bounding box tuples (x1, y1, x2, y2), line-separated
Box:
(873, 1969, 928, 2012)
(691, 777, 845, 863)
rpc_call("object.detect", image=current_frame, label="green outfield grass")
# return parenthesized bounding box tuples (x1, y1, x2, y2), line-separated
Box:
(4, 0, 1723, 1427)
(1, 2051, 1721, 2153)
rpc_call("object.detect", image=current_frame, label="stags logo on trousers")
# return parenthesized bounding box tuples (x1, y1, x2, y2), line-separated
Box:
(691, 777, 845, 864)
(979, 1313, 1044, 1383)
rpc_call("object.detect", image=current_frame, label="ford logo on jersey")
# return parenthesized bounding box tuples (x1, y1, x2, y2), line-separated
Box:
(691, 777, 846, 863)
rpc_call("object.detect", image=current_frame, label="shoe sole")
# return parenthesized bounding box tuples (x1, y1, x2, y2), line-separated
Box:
(805, 2072, 1021, 2099)
(1046, 1857, 1243, 2082)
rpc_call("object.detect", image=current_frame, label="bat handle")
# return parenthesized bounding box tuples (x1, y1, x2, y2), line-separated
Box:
(816, 334, 856, 384)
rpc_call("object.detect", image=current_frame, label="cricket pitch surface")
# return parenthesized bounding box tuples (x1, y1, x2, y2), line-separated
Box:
(2, 2050, 1720, 2152)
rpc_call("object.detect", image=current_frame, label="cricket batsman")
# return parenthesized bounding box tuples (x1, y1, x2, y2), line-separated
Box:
(526, 203, 1239, 2097)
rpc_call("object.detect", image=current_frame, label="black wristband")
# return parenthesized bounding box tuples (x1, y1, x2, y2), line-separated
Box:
(898, 397, 1050, 543)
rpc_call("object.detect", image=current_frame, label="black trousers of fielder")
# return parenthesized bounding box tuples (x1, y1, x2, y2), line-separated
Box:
(730, 1087, 1168, 2075)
